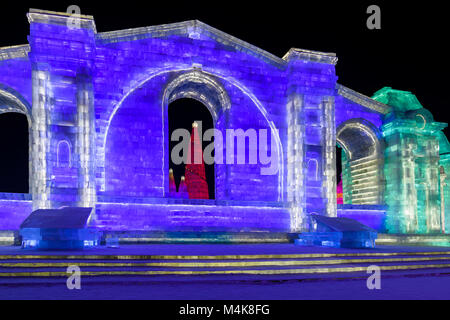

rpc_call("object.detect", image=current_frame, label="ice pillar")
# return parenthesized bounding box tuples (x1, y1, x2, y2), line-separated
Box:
(27, 9, 97, 210)
(284, 49, 338, 231)
(322, 96, 337, 217)
(31, 68, 52, 210)
(286, 93, 305, 231)
(76, 73, 97, 208)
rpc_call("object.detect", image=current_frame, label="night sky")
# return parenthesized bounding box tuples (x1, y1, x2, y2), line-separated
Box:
(0, 1, 448, 193)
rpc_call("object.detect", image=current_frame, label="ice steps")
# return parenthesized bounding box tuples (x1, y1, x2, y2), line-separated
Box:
(2, 251, 450, 279)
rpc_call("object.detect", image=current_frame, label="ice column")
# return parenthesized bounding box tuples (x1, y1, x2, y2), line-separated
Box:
(284, 49, 338, 231)
(322, 96, 337, 217)
(31, 69, 52, 210)
(287, 93, 305, 231)
(76, 74, 96, 209)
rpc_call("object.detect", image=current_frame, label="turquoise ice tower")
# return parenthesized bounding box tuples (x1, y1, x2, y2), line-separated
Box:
(374, 87, 448, 234)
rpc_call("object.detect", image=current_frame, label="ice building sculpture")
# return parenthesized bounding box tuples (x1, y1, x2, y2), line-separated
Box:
(373, 88, 448, 234)
(0, 9, 448, 243)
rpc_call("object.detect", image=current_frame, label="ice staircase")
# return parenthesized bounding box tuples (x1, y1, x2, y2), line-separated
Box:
(2, 249, 450, 283)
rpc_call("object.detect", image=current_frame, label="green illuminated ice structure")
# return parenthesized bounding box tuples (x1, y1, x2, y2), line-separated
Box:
(439, 135, 450, 233)
(374, 88, 449, 234)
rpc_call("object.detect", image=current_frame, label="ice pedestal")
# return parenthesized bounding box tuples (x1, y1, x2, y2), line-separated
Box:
(105, 234, 120, 248)
(295, 214, 377, 248)
(20, 207, 101, 250)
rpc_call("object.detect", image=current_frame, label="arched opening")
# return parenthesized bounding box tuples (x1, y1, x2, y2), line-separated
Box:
(0, 113, 29, 193)
(168, 98, 215, 199)
(57, 140, 72, 168)
(104, 69, 283, 202)
(336, 119, 384, 205)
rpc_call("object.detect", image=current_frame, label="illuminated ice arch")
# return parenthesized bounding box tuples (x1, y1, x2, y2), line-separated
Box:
(0, 84, 32, 193)
(163, 70, 231, 121)
(162, 71, 229, 199)
(0, 84, 32, 125)
(336, 118, 384, 205)
(102, 67, 284, 201)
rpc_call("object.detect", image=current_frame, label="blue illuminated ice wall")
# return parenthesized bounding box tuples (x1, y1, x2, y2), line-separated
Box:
(0, 9, 394, 234)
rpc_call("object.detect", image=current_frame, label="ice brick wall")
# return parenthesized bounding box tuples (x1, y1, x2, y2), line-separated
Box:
(0, 57, 32, 108)
(337, 204, 387, 231)
(105, 75, 166, 197)
(335, 95, 383, 129)
(96, 31, 287, 202)
(92, 197, 290, 232)
(0, 193, 32, 230)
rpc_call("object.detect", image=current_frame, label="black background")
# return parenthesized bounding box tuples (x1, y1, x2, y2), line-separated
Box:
(0, 1, 448, 193)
